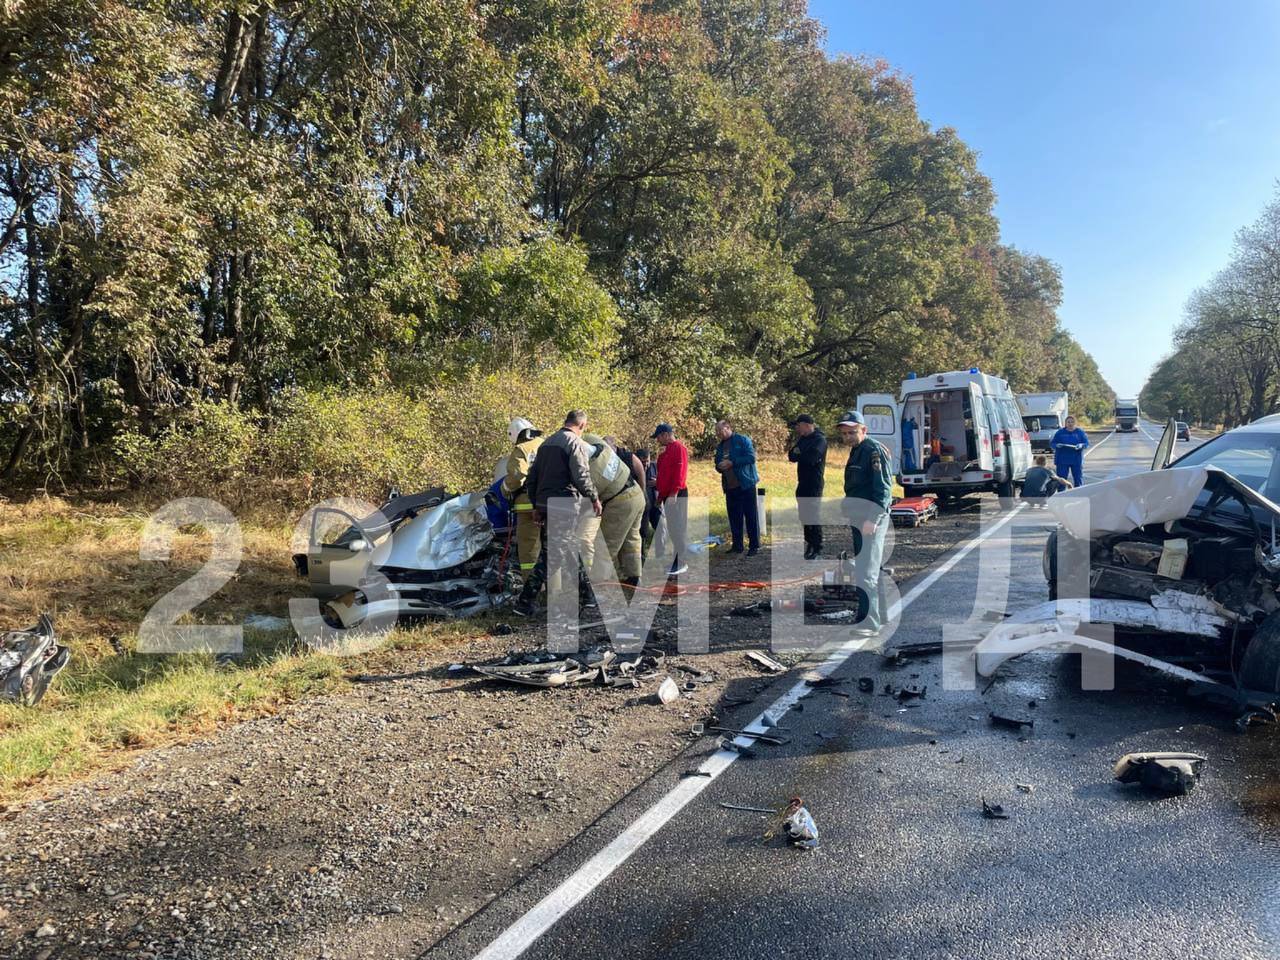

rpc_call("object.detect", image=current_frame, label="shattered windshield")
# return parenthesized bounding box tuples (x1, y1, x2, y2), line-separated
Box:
(1172, 432, 1280, 499)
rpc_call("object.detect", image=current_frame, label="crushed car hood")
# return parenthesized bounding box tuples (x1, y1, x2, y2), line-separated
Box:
(1048, 466, 1280, 539)
(381, 491, 494, 571)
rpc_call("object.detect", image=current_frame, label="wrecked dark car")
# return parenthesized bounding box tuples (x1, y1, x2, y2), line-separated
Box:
(292, 487, 514, 629)
(1022, 418, 1280, 695)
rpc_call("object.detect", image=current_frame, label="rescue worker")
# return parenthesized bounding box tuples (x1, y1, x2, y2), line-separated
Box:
(501, 417, 544, 579)
(587, 436, 647, 592)
(838, 410, 893, 637)
(714, 419, 761, 556)
(511, 411, 602, 618)
(787, 414, 828, 559)
(1050, 415, 1089, 488)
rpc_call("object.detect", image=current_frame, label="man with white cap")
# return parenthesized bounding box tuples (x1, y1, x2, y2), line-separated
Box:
(838, 409, 893, 637)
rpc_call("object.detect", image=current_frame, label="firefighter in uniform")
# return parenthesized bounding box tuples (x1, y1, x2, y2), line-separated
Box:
(585, 435, 646, 592)
(502, 417, 544, 580)
(838, 409, 894, 636)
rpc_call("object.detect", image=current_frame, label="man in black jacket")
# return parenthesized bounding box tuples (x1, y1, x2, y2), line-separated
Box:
(788, 414, 828, 559)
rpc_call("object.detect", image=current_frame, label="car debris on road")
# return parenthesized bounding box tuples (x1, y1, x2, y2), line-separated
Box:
(468, 644, 666, 690)
(778, 797, 820, 849)
(0, 614, 68, 707)
(981, 797, 1010, 820)
(989, 712, 1035, 730)
(1113, 751, 1206, 795)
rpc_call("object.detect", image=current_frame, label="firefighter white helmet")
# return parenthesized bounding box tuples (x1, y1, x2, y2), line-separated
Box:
(508, 417, 538, 444)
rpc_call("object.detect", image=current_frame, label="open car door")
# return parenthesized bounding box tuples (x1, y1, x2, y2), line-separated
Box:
(1151, 417, 1177, 471)
(857, 393, 901, 475)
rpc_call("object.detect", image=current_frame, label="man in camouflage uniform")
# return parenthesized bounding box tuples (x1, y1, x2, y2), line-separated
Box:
(838, 409, 893, 637)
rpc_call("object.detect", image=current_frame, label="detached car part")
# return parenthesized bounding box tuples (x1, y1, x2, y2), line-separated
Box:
(0, 615, 69, 706)
(1113, 751, 1206, 795)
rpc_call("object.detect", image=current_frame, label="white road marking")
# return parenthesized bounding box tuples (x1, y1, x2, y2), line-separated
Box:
(471, 506, 1028, 960)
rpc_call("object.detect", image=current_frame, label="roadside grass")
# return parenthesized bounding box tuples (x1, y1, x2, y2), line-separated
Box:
(0, 456, 853, 800)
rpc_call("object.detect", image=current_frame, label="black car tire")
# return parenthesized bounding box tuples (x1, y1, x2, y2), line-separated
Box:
(1240, 613, 1280, 694)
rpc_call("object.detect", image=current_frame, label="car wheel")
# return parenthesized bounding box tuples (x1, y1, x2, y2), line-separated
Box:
(1240, 614, 1280, 694)
(996, 475, 1015, 499)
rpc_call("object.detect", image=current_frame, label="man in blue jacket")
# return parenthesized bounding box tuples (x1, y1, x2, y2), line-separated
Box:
(1050, 414, 1090, 487)
(714, 419, 761, 556)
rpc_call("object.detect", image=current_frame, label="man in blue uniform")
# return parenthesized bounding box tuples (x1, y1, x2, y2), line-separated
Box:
(838, 410, 894, 637)
(1049, 415, 1090, 487)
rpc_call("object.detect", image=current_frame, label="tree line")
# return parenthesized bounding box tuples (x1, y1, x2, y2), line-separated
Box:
(1143, 186, 1280, 427)
(2, 0, 1113, 488)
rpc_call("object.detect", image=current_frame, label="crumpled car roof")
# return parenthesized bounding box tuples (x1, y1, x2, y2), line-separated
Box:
(1048, 465, 1280, 539)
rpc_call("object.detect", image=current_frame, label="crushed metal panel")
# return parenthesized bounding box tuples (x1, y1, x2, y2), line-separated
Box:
(382, 492, 494, 571)
(1048, 465, 1280, 539)
(1047, 466, 1212, 539)
(973, 596, 1230, 680)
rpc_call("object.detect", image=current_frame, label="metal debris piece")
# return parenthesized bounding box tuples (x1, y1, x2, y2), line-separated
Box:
(717, 738, 757, 758)
(746, 650, 786, 673)
(989, 712, 1035, 730)
(805, 675, 845, 689)
(1016, 783, 1035, 794)
(719, 802, 777, 813)
(981, 797, 1009, 820)
(709, 726, 786, 745)
(858, 677, 875, 693)
(1113, 751, 1206, 795)
(1235, 706, 1276, 733)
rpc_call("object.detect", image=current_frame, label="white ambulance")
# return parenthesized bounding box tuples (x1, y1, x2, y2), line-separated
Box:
(857, 368, 1033, 499)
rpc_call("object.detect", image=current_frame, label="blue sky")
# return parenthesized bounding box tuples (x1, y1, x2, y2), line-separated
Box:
(810, 0, 1280, 397)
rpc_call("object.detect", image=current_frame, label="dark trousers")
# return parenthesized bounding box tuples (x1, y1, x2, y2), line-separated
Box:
(725, 485, 760, 550)
(1056, 460, 1083, 487)
(798, 485, 823, 553)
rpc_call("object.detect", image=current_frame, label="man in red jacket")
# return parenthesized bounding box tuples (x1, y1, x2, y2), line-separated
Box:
(652, 423, 689, 577)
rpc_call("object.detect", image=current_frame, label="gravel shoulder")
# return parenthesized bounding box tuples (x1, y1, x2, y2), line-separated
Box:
(0, 503, 984, 960)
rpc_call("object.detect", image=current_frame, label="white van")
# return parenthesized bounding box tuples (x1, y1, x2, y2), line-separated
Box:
(1016, 391, 1069, 453)
(857, 369, 1033, 499)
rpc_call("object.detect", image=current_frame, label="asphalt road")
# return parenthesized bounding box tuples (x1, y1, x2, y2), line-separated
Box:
(432, 426, 1280, 960)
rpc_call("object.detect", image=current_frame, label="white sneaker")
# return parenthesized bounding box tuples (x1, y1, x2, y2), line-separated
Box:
(668, 561, 689, 577)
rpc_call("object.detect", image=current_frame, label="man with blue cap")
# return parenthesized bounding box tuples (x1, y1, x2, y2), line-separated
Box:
(838, 409, 893, 637)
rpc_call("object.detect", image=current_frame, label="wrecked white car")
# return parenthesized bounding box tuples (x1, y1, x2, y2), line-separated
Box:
(292, 487, 513, 629)
(1031, 418, 1280, 695)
